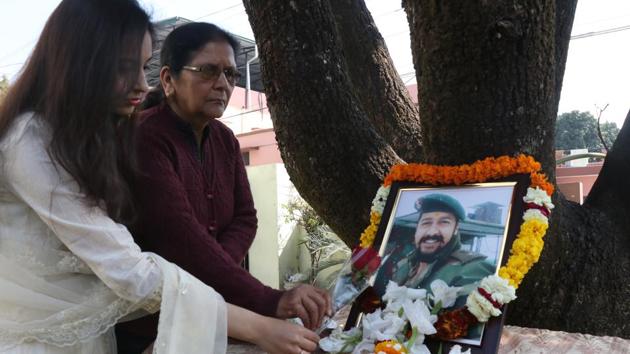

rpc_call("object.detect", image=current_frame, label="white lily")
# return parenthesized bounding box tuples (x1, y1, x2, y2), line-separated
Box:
(383, 281, 428, 314)
(381, 310, 408, 336)
(319, 327, 362, 353)
(361, 309, 405, 341)
(402, 299, 437, 335)
(429, 279, 461, 309)
(351, 339, 375, 354)
(448, 345, 472, 354)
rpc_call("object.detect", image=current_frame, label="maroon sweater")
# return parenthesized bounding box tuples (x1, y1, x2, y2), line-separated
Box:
(119, 102, 283, 339)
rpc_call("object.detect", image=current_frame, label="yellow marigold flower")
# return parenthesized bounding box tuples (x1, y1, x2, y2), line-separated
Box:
(374, 340, 408, 354)
(359, 212, 381, 248)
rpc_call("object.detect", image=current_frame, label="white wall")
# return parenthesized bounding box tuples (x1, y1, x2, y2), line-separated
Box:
(246, 164, 307, 289)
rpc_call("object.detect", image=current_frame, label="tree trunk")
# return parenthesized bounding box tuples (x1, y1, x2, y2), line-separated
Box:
(328, 0, 423, 162)
(244, 0, 630, 337)
(508, 111, 630, 336)
(242, 0, 401, 245)
(402, 0, 557, 178)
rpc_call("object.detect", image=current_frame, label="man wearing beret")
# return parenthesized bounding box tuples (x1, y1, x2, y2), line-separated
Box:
(377, 193, 494, 308)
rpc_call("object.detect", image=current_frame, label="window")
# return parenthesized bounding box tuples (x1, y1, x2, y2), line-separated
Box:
(241, 151, 250, 166)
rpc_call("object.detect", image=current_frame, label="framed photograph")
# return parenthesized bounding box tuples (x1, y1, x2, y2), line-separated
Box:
(346, 175, 530, 354)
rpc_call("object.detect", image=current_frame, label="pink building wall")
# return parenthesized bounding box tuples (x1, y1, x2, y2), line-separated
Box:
(556, 164, 603, 203)
(237, 128, 282, 166)
(229, 86, 268, 110)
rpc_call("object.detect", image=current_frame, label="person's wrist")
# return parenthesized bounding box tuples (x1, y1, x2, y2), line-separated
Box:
(242, 313, 266, 344)
(274, 290, 288, 318)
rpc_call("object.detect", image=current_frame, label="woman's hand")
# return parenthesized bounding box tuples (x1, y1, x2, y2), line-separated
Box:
(276, 284, 332, 329)
(227, 303, 319, 354)
(252, 317, 320, 354)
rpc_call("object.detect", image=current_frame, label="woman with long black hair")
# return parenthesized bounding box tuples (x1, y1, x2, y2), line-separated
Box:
(0, 1, 318, 353)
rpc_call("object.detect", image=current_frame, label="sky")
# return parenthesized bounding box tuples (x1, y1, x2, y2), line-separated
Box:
(1, 0, 629, 127)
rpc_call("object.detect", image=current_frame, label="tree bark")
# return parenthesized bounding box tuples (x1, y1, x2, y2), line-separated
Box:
(244, 0, 630, 337)
(402, 0, 557, 178)
(328, 0, 424, 162)
(242, 0, 401, 245)
(507, 113, 630, 335)
(552, 0, 578, 113)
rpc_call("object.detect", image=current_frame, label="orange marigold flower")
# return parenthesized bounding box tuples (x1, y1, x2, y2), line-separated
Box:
(433, 308, 478, 340)
(383, 155, 544, 187)
(374, 340, 408, 354)
(530, 172, 554, 195)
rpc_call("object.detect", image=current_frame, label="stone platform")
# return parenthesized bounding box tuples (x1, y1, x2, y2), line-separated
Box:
(227, 326, 630, 354)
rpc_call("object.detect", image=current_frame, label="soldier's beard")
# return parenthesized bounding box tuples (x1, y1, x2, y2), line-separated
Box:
(410, 233, 461, 264)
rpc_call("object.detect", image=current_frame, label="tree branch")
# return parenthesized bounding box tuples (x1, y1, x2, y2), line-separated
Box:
(595, 103, 610, 152)
(328, 0, 423, 162)
(586, 110, 630, 214)
(551, 0, 578, 113)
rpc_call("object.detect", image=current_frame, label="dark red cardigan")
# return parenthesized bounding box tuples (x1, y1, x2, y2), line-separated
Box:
(118, 102, 283, 340)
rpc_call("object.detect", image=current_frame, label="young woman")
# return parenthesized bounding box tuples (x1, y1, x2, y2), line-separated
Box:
(0, 1, 318, 353)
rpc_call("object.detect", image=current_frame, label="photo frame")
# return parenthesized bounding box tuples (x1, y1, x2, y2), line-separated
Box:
(345, 174, 531, 354)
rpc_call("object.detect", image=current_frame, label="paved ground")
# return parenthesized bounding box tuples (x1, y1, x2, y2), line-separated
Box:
(227, 325, 630, 354)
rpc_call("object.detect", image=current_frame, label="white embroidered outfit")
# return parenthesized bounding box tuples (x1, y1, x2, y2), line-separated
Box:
(0, 113, 227, 353)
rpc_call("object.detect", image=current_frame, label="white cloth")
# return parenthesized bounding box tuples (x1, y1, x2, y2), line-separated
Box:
(0, 112, 227, 353)
(153, 256, 227, 354)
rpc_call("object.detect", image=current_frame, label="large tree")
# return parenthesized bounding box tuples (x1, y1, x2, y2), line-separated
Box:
(243, 0, 630, 337)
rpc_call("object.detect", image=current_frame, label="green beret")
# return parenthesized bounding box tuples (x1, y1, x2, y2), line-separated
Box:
(414, 193, 466, 221)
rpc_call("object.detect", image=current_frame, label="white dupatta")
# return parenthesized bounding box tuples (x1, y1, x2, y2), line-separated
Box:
(152, 255, 227, 354)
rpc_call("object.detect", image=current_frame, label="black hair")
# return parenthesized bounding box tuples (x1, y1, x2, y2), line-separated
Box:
(0, 0, 153, 223)
(143, 22, 240, 108)
(161, 22, 240, 74)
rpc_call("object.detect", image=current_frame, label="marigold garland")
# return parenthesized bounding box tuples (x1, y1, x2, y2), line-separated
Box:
(324, 157, 554, 352)
(498, 218, 548, 288)
(360, 212, 381, 248)
(530, 172, 554, 196)
(382, 155, 554, 196)
(362, 154, 553, 296)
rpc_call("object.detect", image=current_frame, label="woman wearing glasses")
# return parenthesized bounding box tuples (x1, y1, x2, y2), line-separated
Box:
(115, 22, 331, 353)
(0, 1, 318, 353)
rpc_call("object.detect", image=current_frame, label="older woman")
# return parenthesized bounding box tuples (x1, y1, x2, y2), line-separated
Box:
(116, 22, 330, 353)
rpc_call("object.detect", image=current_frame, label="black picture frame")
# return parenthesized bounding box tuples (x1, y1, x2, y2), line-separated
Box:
(345, 174, 530, 354)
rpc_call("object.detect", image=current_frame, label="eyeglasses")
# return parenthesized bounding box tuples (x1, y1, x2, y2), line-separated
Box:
(181, 64, 242, 86)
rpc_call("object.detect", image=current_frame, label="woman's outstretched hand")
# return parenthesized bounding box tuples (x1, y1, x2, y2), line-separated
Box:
(276, 284, 332, 330)
(253, 316, 320, 354)
(227, 303, 320, 354)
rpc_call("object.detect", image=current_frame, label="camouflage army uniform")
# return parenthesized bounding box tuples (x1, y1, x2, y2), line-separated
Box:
(390, 249, 495, 307)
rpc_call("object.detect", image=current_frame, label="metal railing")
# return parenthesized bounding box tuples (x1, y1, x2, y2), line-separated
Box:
(556, 153, 606, 165)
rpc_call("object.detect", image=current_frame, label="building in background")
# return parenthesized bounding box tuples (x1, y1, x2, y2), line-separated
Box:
(555, 150, 604, 204)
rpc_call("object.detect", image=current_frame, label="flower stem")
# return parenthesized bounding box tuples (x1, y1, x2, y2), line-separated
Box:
(405, 326, 419, 352)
